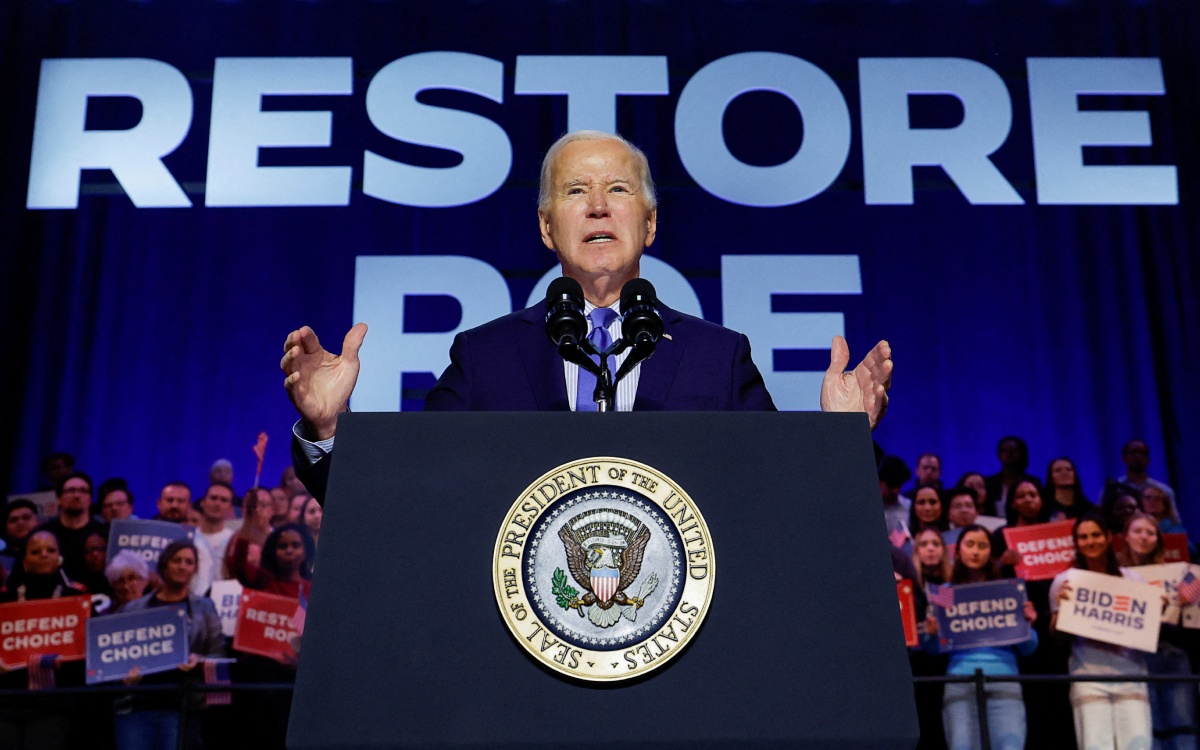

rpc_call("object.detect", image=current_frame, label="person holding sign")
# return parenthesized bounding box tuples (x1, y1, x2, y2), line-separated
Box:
(924, 525, 1038, 750)
(1049, 514, 1153, 750)
(116, 540, 223, 750)
(1118, 512, 1197, 750)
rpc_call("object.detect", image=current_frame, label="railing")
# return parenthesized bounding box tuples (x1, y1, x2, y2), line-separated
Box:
(913, 672, 1200, 750)
(2, 674, 1198, 749)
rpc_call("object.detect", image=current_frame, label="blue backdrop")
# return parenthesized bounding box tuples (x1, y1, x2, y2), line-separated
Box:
(1, 0, 1196, 533)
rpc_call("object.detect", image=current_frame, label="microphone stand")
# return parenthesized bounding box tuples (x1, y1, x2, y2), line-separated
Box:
(581, 340, 623, 412)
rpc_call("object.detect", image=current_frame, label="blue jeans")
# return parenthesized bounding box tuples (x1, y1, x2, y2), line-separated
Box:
(113, 710, 177, 750)
(1146, 642, 1199, 750)
(943, 681, 1026, 750)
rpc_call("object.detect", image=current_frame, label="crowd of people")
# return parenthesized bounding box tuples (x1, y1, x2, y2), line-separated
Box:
(887, 436, 1196, 750)
(0, 454, 321, 750)
(0, 434, 1191, 750)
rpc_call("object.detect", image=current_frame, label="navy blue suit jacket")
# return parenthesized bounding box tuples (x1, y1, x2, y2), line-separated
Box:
(296, 302, 775, 500)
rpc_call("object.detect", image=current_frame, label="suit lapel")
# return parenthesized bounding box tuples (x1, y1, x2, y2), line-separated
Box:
(633, 303, 685, 411)
(515, 304, 570, 411)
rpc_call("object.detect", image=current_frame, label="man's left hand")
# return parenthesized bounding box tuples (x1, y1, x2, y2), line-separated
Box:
(820, 336, 893, 430)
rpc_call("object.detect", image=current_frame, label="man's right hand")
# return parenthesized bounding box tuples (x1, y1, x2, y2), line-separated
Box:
(281, 323, 368, 440)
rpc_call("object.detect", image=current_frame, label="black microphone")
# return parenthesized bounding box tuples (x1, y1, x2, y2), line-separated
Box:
(619, 278, 663, 346)
(545, 277, 587, 348)
(614, 278, 663, 383)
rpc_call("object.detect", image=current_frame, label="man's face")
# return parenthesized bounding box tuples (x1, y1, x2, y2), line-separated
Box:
(915, 455, 940, 484)
(1122, 441, 1149, 474)
(157, 485, 191, 523)
(539, 139, 656, 294)
(997, 439, 1022, 470)
(59, 477, 92, 518)
(6, 507, 37, 542)
(880, 480, 901, 505)
(101, 490, 133, 522)
(948, 494, 977, 528)
(199, 485, 234, 523)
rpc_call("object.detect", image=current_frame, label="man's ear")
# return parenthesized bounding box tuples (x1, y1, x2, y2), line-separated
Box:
(644, 208, 657, 247)
(539, 209, 556, 252)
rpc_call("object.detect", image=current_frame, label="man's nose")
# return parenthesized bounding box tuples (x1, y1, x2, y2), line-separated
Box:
(586, 190, 610, 217)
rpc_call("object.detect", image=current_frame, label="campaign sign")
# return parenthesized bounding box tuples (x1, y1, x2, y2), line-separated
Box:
(898, 580, 919, 647)
(210, 579, 245, 638)
(934, 579, 1030, 652)
(1178, 565, 1200, 630)
(85, 606, 189, 684)
(0, 596, 91, 668)
(1003, 520, 1076, 580)
(107, 519, 193, 566)
(1056, 569, 1162, 653)
(1162, 534, 1190, 563)
(1130, 562, 1188, 626)
(233, 591, 300, 661)
(974, 516, 1007, 533)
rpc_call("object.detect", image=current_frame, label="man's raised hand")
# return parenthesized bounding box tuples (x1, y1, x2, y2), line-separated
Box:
(820, 336, 893, 430)
(281, 323, 368, 440)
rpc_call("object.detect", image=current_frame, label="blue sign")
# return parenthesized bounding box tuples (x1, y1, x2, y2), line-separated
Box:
(934, 579, 1030, 652)
(85, 606, 189, 684)
(106, 519, 193, 567)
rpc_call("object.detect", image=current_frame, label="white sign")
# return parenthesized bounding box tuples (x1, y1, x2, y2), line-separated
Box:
(209, 579, 245, 638)
(1130, 562, 1188, 626)
(1056, 569, 1162, 653)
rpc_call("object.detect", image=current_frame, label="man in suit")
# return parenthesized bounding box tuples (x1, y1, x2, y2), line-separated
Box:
(282, 131, 893, 500)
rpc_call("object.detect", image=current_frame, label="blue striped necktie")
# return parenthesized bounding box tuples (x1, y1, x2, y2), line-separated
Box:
(576, 307, 618, 411)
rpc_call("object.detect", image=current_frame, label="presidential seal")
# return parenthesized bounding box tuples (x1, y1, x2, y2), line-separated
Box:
(493, 457, 715, 682)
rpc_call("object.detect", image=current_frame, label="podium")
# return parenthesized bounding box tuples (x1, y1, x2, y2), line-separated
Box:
(288, 412, 918, 749)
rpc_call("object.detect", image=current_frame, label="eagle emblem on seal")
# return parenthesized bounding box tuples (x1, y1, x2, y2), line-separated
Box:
(555, 508, 660, 628)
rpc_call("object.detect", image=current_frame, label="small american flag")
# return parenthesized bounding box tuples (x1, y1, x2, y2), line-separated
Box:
(27, 654, 57, 690)
(889, 523, 910, 549)
(927, 583, 955, 609)
(202, 659, 233, 706)
(1179, 571, 1200, 605)
(290, 587, 308, 635)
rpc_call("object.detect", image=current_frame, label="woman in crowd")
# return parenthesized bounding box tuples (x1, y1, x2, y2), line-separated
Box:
(116, 539, 224, 750)
(993, 480, 1051, 577)
(913, 527, 953, 588)
(925, 524, 1038, 750)
(1042, 457, 1095, 521)
(231, 524, 316, 748)
(1140, 485, 1183, 533)
(233, 522, 315, 600)
(225, 486, 274, 579)
(909, 526, 951, 750)
(1116, 512, 1196, 750)
(909, 484, 949, 535)
(105, 550, 152, 611)
(302, 495, 323, 548)
(990, 479, 1074, 750)
(0, 531, 87, 749)
(1050, 514, 1152, 750)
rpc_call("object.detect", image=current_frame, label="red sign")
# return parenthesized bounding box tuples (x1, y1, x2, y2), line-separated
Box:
(897, 579, 919, 647)
(1163, 534, 1190, 563)
(233, 590, 301, 661)
(0, 596, 91, 669)
(1003, 520, 1076, 580)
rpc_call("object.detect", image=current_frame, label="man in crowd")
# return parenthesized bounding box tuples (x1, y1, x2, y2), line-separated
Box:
(281, 131, 893, 500)
(37, 470, 107, 582)
(97, 478, 136, 522)
(196, 481, 236, 580)
(878, 456, 912, 533)
(153, 481, 216, 596)
(1117, 439, 1177, 510)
